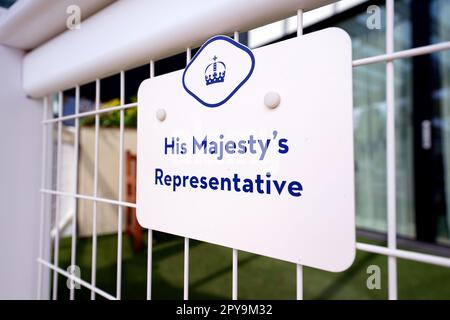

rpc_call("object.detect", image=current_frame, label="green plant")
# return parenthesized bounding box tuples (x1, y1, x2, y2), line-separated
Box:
(80, 97, 137, 128)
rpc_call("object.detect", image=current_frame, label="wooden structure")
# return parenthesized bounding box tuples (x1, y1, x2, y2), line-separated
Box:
(125, 150, 143, 251)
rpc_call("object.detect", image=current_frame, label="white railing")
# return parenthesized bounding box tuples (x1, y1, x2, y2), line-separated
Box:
(36, 0, 450, 301)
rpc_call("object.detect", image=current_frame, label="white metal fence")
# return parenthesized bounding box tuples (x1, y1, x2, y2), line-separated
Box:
(36, 0, 450, 300)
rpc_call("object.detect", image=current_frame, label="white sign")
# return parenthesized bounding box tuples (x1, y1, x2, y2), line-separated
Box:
(137, 28, 355, 272)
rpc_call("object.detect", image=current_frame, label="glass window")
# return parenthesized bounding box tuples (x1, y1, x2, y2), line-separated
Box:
(318, 0, 450, 245)
(0, 0, 16, 9)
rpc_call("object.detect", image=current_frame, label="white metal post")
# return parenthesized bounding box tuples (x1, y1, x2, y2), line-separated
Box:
(231, 30, 240, 301)
(183, 48, 192, 301)
(147, 227, 153, 300)
(91, 79, 100, 300)
(184, 237, 189, 300)
(296, 264, 303, 300)
(116, 71, 125, 299)
(232, 248, 238, 300)
(37, 96, 49, 300)
(52, 91, 63, 300)
(296, 8, 304, 301)
(69, 86, 80, 300)
(386, 0, 397, 301)
(297, 9, 304, 36)
(147, 60, 155, 300)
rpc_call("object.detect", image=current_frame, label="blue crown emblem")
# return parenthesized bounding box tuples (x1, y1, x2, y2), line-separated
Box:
(205, 55, 226, 86)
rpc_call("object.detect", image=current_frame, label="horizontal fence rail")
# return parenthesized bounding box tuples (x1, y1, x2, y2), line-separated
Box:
(40, 189, 136, 208)
(353, 41, 450, 67)
(42, 102, 138, 124)
(38, 258, 117, 300)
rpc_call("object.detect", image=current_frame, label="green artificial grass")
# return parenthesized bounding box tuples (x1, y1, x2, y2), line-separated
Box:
(55, 232, 450, 300)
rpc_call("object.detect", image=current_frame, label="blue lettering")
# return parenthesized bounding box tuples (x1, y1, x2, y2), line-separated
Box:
(153, 168, 303, 198)
(193, 136, 207, 154)
(288, 181, 303, 197)
(155, 168, 163, 185)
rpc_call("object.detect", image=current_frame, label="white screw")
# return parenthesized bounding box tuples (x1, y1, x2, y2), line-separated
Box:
(264, 91, 281, 109)
(156, 108, 166, 122)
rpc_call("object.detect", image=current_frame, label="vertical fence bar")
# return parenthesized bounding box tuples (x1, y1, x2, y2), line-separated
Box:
(296, 264, 303, 300)
(37, 97, 49, 300)
(296, 8, 304, 301)
(297, 9, 303, 36)
(386, 0, 397, 300)
(91, 79, 100, 300)
(116, 71, 125, 299)
(232, 247, 238, 300)
(184, 237, 189, 300)
(69, 86, 80, 300)
(232, 30, 240, 301)
(147, 60, 155, 300)
(147, 230, 153, 299)
(52, 91, 63, 300)
(184, 48, 191, 301)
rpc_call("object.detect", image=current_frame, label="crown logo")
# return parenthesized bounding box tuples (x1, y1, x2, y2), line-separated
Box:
(205, 55, 226, 86)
